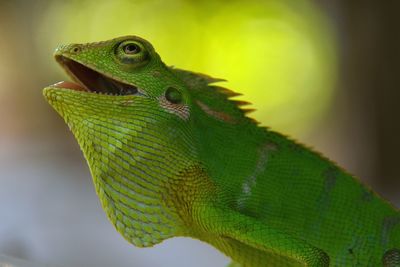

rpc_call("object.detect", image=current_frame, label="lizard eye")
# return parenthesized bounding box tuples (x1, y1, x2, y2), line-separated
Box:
(123, 43, 140, 54)
(115, 40, 148, 64)
(165, 87, 183, 104)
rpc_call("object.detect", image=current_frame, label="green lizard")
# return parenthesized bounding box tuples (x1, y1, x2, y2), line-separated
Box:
(43, 36, 400, 266)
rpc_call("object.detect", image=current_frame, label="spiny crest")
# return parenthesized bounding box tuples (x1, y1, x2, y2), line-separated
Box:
(172, 68, 259, 124)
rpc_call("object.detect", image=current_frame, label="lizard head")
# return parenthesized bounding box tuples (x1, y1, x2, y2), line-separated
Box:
(43, 36, 201, 247)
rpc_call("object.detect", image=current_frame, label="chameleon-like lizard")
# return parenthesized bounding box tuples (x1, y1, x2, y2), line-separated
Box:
(43, 36, 400, 266)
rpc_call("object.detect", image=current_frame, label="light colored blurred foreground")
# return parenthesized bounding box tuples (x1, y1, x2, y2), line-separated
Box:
(0, 254, 57, 267)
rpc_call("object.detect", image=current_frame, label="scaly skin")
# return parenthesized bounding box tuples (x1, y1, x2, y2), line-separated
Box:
(43, 36, 400, 266)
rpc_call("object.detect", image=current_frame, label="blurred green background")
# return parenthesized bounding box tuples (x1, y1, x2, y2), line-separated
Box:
(0, 1, 399, 267)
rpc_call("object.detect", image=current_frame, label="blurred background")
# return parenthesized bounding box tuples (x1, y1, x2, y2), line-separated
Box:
(0, 0, 399, 266)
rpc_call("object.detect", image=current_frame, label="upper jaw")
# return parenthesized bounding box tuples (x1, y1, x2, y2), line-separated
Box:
(53, 55, 140, 96)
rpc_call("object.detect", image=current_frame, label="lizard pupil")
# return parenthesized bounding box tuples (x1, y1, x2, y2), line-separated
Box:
(123, 43, 140, 54)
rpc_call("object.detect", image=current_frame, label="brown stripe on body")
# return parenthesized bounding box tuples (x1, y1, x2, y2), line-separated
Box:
(196, 100, 236, 124)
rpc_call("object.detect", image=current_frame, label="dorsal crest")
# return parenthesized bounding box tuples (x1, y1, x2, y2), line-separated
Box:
(172, 68, 258, 124)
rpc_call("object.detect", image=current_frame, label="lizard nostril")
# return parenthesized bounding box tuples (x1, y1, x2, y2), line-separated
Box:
(71, 45, 81, 54)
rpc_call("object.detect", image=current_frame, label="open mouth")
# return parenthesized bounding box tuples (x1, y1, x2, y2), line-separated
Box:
(53, 56, 139, 95)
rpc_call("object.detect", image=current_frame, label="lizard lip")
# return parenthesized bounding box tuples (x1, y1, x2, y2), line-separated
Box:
(53, 55, 139, 95)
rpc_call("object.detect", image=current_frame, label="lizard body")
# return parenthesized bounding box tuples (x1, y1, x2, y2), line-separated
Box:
(43, 36, 400, 266)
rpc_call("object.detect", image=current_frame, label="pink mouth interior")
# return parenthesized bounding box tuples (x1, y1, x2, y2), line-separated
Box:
(52, 56, 139, 95)
(53, 81, 88, 92)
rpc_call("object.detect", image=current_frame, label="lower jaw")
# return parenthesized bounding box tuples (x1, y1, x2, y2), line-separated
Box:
(52, 81, 88, 91)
